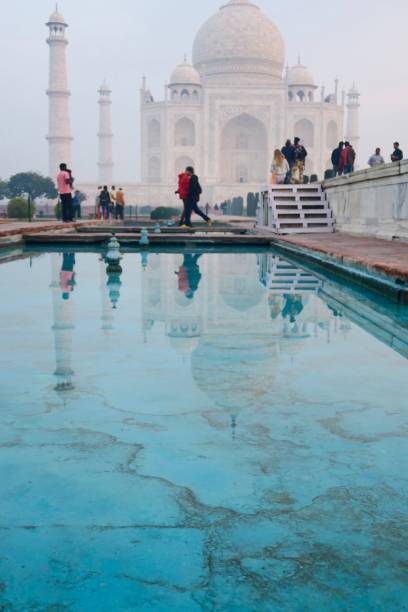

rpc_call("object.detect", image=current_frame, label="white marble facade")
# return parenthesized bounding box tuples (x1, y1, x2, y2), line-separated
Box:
(139, 0, 359, 205)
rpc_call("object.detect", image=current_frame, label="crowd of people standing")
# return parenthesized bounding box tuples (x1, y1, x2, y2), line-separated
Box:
(270, 137, 308, 185)
(96, 186, 126, 220)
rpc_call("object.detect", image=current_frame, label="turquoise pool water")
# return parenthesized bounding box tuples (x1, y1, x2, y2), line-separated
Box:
(1, 249, 408, 611)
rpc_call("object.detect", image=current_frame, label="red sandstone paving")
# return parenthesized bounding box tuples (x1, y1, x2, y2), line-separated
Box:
(0, 220, 100, 238)
(276, 233, 408, 281)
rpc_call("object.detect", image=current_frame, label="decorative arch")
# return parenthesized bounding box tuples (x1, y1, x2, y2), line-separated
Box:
(294, 118, 314, 148)
(288, 90, 294, 102)
(181, 89, 190, 100)
(175, 156, 195, 176)
(308, 91, 314, 102)
(148, 157, 161, 183)
(148, 119, 161, 148)
(326, 120, 339, 149)
(192, 90, 199, 102)
(171, 90, 178, 101)
(297, 90, 305, 102)
(175, 117, 195, 147)
(220, 113, 268, 183)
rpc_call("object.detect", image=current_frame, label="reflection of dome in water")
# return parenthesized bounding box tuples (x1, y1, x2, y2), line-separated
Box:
(192, 333, 277, 409)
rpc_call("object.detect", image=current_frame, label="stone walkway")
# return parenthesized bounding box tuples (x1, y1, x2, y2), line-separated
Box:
(0, 220, 97, 238)
(273, 233, 408, 282)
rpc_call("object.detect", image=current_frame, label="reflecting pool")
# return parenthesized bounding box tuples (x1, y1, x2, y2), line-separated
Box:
(1, 249, 408, 611)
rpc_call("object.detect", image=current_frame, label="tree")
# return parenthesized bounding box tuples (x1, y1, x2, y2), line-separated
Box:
(8, 172, 57, 200)
(0, 180, 9, 200)
(150, 206, 180, 220)
(7, 197, 36, 219)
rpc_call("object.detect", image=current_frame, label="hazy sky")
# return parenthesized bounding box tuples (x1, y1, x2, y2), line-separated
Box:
(1, 0, 407, 182)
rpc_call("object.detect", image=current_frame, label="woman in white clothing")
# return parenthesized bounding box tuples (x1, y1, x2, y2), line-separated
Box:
(270, 149, 289, 184)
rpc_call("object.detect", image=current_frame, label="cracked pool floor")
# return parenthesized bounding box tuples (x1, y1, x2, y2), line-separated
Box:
(1, 251, 408, 611)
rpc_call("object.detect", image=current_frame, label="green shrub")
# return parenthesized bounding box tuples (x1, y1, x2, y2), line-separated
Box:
(310, 174, 319, 183)
(7, 197, 36, 219)
(150, 206, 180, 220)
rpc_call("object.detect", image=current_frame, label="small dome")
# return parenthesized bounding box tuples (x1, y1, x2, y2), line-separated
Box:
(169, 62, 201, 86)
(348, 84, 360, 95)
(47, 10, 67, 25)
(288, 63, 316, 87)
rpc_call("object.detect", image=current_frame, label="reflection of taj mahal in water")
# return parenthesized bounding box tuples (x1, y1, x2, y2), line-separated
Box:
(46, 0, 360, 206)
(50, 252, 350, 420)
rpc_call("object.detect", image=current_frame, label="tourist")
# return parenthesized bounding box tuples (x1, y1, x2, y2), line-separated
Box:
(368, 148, 385, 168)
(57, 162, 73, 223)
(99, 186, 111, 220)
(205, 203, 211, 217)
(281, 139, 295, 182)
(72, 190, 81, 219)
(292, 137, 308, 184)
(331, 142, 344, 176)
(270, 149, 289, 184)
(109, 186, 117, 219)
(115, 188, 125, 220)
(339, 141, 355, 174)
(176, 254, 202, 300)
(391, 142, 403, 162)
(176, 169, 191, 226)
(95, 187, 102, 219)
(183, 167, 212, 228)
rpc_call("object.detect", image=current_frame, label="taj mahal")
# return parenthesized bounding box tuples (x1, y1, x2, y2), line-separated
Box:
(46, 0, 360, 206)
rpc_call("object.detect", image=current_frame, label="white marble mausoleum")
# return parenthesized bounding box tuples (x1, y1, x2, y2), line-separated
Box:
(46, 0, 360, 206)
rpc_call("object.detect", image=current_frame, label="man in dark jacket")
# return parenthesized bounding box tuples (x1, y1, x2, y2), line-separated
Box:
(391, 142, 403, 162)
(292, 137, 308, 184)
(331, 142, 344, 176)
(281, 139, 295, 182)
(183, 167, 212, 228)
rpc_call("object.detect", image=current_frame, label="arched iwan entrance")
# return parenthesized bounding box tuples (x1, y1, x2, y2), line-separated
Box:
(220, 114, 268, 183)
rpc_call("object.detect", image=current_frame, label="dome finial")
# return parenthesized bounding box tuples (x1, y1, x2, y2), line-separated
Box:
(184, 53, 187, 64)
(297, 54, 301, 65)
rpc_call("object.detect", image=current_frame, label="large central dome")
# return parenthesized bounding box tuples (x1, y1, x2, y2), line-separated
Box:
(192, 0, 285, 83)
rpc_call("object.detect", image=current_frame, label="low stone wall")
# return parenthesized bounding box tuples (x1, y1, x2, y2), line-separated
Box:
(322, 160, 408, 240)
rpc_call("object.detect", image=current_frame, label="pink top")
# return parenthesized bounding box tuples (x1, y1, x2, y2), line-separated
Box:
(57, 170, 72, 195)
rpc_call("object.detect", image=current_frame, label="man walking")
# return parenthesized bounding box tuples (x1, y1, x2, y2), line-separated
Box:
(183, 167, 212, 228)
(292, 137, 308, 184)
(368, 148, 385, 168)
(391, 142, 403, 162)
(331, 142, 344, 176)
(176, 169, 191, 226)
(57, 163, 73, 223)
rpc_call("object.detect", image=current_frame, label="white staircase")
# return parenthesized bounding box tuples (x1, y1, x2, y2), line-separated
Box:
(256, 184, 334, 234)
(258, 254, 322, 294)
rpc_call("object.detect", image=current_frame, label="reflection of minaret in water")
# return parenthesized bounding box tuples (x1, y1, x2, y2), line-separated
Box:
(100, 258, 114, 333)
(51, 254, 75, 392)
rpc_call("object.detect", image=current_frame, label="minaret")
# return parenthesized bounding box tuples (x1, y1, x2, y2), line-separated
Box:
(346, 84, 361, 159)
(46, 7, 72, 179)
(98, 81, 114, 185)
(50, 254, 75, 392)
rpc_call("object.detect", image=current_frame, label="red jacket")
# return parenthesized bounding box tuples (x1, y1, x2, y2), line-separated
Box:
(178, 173, 190, 200)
